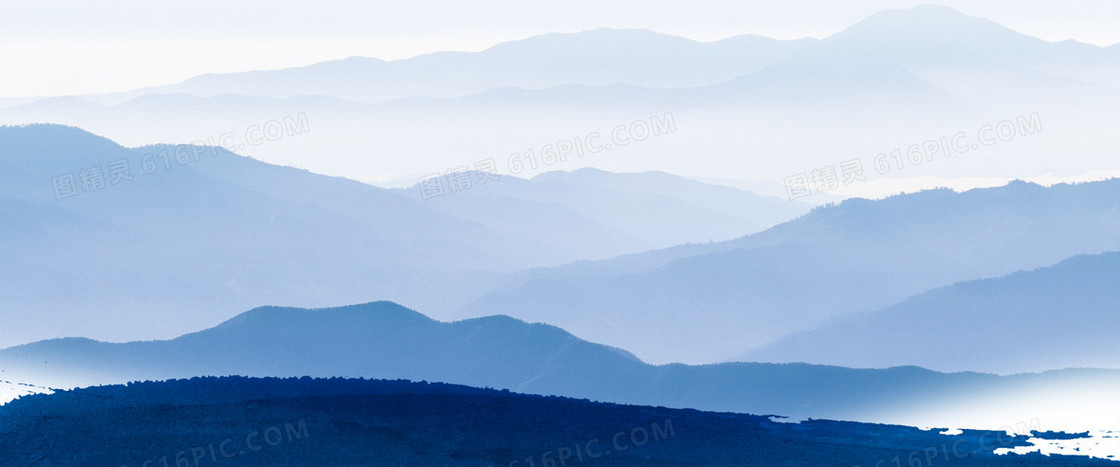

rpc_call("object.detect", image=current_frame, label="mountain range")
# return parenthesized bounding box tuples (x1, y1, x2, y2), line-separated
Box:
(0, 124, 799, 348)
(5, 124, 1120, 371)
(1, 5, 1115, 187)
(58, 5, 1119, 106)
(80, 30, 818, 105)
(396, 167, 804, 252)
(3, 301, 1118, 432)
(4, 376, 1102, 466)
(743, 251, 1120, 374)
(459, 179, 1120, 364)
(3, 3, 1119, 464)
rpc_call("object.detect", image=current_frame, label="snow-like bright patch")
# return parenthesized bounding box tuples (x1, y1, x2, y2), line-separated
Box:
(995, 431, 1120, 462)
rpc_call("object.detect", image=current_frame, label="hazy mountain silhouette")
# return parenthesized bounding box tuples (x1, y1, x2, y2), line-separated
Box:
(743, 251, 1120, 373)
(0, 124, 504, 346)
(787, 4, 1120, 92)
(3, 4, 1118, 463)
(460, 179, 1120, 364)
(4, 5, 1115, 193)
(398, 167, 807, 253)
(3, 301, 1119, 430)
(87, 29, 816, 104)
(0, 125, 791, 348)
(59, 5, 1116, 110)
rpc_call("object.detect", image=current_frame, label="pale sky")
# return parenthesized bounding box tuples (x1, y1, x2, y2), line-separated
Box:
(1, 0, 1117, 98)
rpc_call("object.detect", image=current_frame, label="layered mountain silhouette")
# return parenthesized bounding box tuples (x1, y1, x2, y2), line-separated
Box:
(743, 251, 1120, 374)
(82, 29, 818, 104)
(3, 301, 1119, 431)
(460, 179, 1120, 364)
(6, 125, 1120, 371)
(3, 5, 1115, 187)
(3, 2, 1118, 464)
(0, 124, 795, 348)
(786, 4, 1120, 95)
(2, 376, 1104, 466)
(52, 5, 1115, 107)
(0, 124, 511, 347)
(398, 167, 805, 252)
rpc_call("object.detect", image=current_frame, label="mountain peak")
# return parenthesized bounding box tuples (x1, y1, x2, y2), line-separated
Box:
(836, 2, 1036, 46)
(792, 3, 1042, 66)
(910, 3, 970, 14)
(858, 3, 983, 25)
(212, 301, 433, 332)
(0, 124, 127, 166)
(484, 28, 699, 56)
(0, 122, 109, 141)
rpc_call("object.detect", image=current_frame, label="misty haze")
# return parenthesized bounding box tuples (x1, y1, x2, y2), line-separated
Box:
(1, 1, 1119, 465)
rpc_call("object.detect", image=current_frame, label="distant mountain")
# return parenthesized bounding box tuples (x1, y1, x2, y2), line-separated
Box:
(71, 5, 1117, 108)
(459, 179, 1120, 364)
(791, 4, 1063, 67)
(87, 29, 816, 104)
(743, 252, 1120, 374)
(4, 5, 1115, 192)
(1, 125, 777, 347)
(2, 376, 1100, 466)
(114, 93, 376, 114)
(397, 168, 808, 254)
(784, 4, 1120, 96)
(0, 124, 497, 346)
(4, 301, 1119, 432)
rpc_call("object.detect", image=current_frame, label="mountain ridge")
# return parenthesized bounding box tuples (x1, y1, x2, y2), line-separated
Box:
(4, 300, 1119, 432)
(459, 177, 1120, 364)
(5, 376, 1103, 465)
(742, 251, 1120, 373)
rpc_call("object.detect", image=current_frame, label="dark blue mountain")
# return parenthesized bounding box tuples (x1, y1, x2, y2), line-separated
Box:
(4, 301, 1119, 429)
(5, 376, 1100, 466)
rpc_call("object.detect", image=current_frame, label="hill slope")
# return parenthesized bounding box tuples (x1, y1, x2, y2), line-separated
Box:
(744, 251, 1120, 373)
(90, 29, 816, 103)
(0, 377, 1106, 466)
(398, 167, 807, 252)
(0, 124, 518, 346)
(0, 125, 793, 348)
(460, 179, 1120, 364)
(3, 301, 1119, 431)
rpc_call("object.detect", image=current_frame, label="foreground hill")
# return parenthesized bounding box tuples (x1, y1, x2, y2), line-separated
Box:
(4, 302, 1118, 431)
(0, 376, 1106, 466)
(744, 251, 1120, 374)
